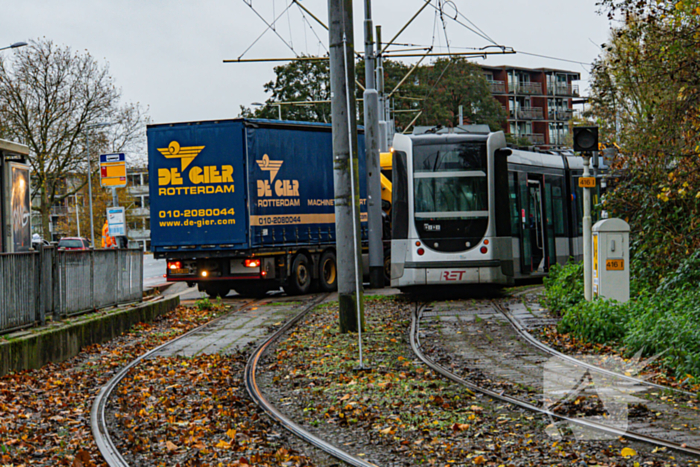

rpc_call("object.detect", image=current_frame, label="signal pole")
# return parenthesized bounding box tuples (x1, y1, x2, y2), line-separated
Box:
(363, 0, 383, 288)
(329, 0, 365, 334)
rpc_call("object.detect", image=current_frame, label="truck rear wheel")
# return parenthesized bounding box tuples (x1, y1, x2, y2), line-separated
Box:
(317, 250, 337, 292)
(284, 253, 312, 295)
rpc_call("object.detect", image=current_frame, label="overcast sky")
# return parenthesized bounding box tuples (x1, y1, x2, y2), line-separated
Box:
(7, 1, 612, 127)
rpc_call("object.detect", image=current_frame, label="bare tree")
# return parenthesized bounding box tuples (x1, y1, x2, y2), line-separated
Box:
(0, 39, 148, 238)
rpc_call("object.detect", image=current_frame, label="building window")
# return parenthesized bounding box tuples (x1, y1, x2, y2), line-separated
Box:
(142, 195, 150, 208)
(145, 217, 151, 230)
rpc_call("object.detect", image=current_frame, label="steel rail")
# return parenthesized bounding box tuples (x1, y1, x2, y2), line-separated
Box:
(492, 300, 696, 397)
(91, 297, 265, 466)
(410, 303, 700, 458)
(245, 293, 378, 467)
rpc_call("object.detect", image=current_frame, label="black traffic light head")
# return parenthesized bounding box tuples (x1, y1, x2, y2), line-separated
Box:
(573, 126, 598, 152)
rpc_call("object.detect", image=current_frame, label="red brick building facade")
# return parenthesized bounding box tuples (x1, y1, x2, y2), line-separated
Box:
(479, 65, 580, 148)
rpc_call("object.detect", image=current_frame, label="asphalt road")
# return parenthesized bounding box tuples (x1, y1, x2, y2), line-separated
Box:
(143, 255, 166, 290)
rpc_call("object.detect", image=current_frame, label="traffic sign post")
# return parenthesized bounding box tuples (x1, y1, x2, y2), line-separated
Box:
(100, 153, 127, 188)
(106, 207, 126, 237)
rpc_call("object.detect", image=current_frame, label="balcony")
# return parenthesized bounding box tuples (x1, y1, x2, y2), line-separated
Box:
(51, 205, 68, 216)
(127, 184, 149, 195)
(129, 207, 150, 217)
(556, 109, 573, 121)
(513, 82, 542, 95)
(489, 80, 506, 94)
(523, 133, 545, 145)
(548, 83, 580, 96)
(517, 107, 544, 120)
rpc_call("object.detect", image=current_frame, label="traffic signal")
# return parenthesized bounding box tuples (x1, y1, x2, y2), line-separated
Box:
(573, 126, 598, 152)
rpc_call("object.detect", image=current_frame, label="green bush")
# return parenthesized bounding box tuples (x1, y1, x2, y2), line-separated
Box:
(557, 298, 630, 345)
(195, 296, 213, 311)
(623, 290, 700, 378)
(542, 261, 584, 316)
(656, 249, 700, 293)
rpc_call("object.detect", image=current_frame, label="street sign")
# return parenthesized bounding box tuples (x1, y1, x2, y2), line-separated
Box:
(100, 153, 127, 188)
(106, 207, 126, 236)
(579, 177, 596, 188)
(606, 259, 624, 271)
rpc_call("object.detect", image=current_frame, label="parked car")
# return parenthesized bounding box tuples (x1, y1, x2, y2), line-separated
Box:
(32, 233, 50, 249)
(58, 237, 91, 250)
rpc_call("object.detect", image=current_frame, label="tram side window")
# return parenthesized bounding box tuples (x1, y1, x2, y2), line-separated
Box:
(509, 172, 519, 235)
(392, 151, 409, 239)
(546, 176, 567, 236)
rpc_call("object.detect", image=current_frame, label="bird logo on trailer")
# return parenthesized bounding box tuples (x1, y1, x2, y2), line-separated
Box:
(256, 154, 283, 182)
(255, 154, 300, 203)
(157, 141, 204, 170)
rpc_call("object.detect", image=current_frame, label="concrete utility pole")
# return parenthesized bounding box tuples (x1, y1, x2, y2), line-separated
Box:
(329, 0, 365, 333)
(363, 0, 383, 288)
(375, 25, 389, 152)
(582, 153, 593, 301)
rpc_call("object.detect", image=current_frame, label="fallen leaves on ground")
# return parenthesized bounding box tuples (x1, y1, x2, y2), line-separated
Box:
(264, 296, 700, 466)
(110, 352, 312, 466)
(0, 304, 225, 466)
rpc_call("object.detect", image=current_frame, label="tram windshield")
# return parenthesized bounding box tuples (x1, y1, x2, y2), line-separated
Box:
(413, 142, 488, 218)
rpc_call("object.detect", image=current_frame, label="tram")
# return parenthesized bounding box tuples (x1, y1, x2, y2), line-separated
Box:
(390, 126, 591, 289)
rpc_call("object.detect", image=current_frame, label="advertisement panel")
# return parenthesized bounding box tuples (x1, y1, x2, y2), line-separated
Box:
(10, 163, 31, 252)
(148, 120, 248, 249)
(0, 160, 3, 252)
(246, 122, 367, 248)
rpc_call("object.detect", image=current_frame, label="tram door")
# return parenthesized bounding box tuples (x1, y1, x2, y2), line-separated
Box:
(525, 179, 546, 273)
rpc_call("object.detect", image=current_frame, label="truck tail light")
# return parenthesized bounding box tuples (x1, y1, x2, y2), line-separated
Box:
(168, 261, 182, 270)
(245, 259, 261, 268)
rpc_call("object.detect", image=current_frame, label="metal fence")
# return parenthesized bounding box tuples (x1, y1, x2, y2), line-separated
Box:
(0, 248, 143, 334)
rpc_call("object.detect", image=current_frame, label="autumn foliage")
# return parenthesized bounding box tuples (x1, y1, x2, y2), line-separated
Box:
(590, 0, 700, 285)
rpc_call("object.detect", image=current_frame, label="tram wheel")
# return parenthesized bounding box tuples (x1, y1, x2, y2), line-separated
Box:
(317, 250, 337, 292)
(284, 253, 312, 295)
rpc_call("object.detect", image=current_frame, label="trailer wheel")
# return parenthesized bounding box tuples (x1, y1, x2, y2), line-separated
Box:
(384, 249, 391, 284)
(284, 253, 312, 295)
(198, 282, 230, 298)
(233, 282, 272, 298)
(318, 250, 337, 292)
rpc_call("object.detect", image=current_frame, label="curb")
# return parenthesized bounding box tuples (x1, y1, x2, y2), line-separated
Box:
(0, 295, 180, 377)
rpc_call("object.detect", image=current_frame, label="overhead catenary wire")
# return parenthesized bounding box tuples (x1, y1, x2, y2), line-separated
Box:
(239, 0, 298, 59)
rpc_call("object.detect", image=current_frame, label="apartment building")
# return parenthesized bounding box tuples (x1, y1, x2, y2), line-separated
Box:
(126, 168, 150, 251)
(479, 65, 580, 148)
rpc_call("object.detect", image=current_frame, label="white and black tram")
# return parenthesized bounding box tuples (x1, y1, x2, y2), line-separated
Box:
(390, 126, 593, 289)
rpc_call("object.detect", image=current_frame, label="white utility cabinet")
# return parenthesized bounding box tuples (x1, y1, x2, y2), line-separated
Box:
(592, 218, 630, 303)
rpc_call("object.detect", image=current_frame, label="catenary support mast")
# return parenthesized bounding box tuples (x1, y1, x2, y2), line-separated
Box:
(363, 0, 383, 288)
(329, 0, 365, 333)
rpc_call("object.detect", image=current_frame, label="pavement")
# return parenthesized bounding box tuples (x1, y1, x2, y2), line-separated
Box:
(149, 282, 401, 358)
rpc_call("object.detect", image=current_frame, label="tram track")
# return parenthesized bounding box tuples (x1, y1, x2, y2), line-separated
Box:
(411, 298, 700, 458)
(91, 296, 275, 466)
(244, 292, 377, 467)
(92, 292, 376, 467)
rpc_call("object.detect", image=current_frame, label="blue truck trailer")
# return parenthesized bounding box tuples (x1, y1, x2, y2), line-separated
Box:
(148, 118, 367, 296)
